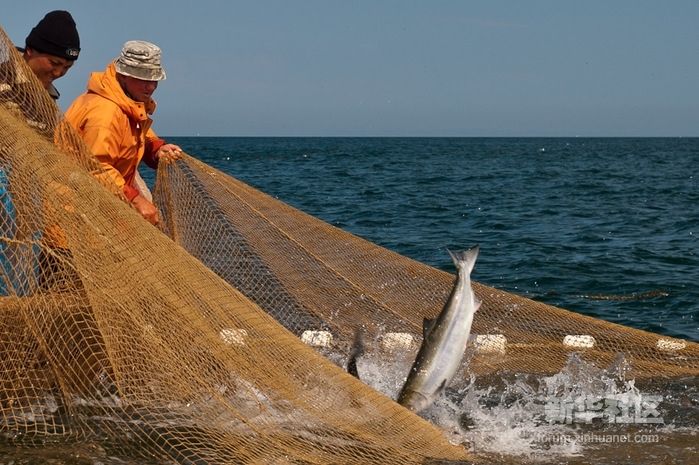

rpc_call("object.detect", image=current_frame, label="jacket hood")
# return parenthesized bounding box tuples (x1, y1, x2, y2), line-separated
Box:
(86, 62, 157, 122)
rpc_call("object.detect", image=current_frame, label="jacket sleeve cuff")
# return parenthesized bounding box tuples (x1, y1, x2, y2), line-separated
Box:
(123, 184, 140, 202)
(143, 137, 166, 169)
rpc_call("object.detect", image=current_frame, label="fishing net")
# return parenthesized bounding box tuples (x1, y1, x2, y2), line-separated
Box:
(1, 26, 696, 463)
(155, 154, 698, 380)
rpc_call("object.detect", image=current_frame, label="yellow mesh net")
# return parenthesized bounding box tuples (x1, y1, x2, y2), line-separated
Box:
(155, 154, 697, 380)
(1, 26, 696, 463)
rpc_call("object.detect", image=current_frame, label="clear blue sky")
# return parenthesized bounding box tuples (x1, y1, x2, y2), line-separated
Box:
(3, 1, 698, 136)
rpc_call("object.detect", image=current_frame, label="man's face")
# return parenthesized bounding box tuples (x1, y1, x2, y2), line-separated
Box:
(119, 74, 158, 103)
(24, 48, 74, 89)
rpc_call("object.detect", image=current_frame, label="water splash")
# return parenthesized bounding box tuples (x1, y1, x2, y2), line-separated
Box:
(423, 352, 692, 461)
(345, 347, 694, 462)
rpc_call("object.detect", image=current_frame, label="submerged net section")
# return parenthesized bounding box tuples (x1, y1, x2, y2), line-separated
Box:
(1, 23, 697, 464)
(0, 28, 471, 463)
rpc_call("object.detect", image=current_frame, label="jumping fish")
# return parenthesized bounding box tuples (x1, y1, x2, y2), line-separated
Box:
(397, 246, 480, 413)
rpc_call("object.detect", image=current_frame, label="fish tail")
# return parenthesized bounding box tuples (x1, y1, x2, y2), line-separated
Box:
(447, 245, 479, 273)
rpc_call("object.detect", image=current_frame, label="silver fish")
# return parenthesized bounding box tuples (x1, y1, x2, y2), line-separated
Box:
(397, 246, 480, 413)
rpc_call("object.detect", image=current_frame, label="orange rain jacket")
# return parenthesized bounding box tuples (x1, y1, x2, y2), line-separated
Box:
(65, 62, 165, 201)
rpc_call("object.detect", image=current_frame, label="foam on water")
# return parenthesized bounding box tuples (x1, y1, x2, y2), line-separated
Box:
(340, 346, 697, 462)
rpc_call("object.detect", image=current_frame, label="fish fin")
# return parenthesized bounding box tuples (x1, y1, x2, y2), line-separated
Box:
(422, 318, 436, 339)
(436, 379, 448, 395)
(397, 390, 431, 412)
(447, 245, 480, 273)
(347, 358, 360, 379)
(347, 327, 364, 379)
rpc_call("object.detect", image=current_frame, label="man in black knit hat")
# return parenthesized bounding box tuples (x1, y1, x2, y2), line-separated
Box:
(20, 10, 81, 100)
(0, 11, 80, 296)
(0, 10, 80, 112)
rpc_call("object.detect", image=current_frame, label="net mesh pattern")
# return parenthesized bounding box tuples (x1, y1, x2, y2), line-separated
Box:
(1, 26, 696, 463)
(155, 155, 697, 379)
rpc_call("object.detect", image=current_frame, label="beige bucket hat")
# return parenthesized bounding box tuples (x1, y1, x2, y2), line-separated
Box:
(114, 40, 166, 81)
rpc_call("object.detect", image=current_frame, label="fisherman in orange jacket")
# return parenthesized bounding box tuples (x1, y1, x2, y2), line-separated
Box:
(65, 40, 181, 225)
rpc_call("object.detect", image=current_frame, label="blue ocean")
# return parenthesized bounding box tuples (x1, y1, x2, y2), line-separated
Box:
(162, 137, 698, 342)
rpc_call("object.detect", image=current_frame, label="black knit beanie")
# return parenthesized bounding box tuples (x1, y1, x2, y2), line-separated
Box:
(25, 10, 80, 61)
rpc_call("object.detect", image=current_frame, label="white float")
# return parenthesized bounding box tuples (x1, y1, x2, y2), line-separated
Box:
(563, 334, 596, 349)
(380, 332, 415, 351)
(655, 338, 686, 352)
(473, 334, 507, 354)
(219, 328, 248, 346)
(301, 330, 333, 348)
